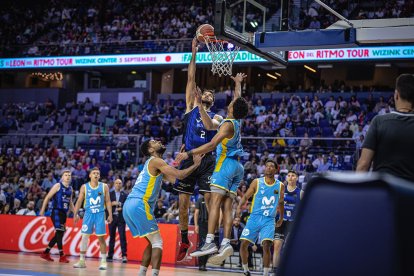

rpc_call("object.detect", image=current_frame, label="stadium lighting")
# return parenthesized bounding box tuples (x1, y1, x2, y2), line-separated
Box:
(131, 71, 137, 74)
(304, 65, 316, 73)
(266, 73, 278, 80)
(274, 72, 281, 77)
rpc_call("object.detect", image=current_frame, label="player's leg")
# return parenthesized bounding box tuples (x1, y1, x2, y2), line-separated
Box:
(146, 231, 163, 276)
(273, 221, 286, 269)
(217, 196, 235, 257)
(240, 239, 252, 275)
(96, 212, 108, 270)
(262, 240, 273, 276)
(139, 239, 152, 276)
(190, 191, 224, 257)
(41, 209, 59, 261)
(175, 160, 196, 262)
(56, 211, 69, 262)
(199, 154, 216, 212)
(73, 234, 90, 268)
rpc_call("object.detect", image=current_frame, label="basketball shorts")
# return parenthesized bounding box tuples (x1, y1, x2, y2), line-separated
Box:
(51, 209, 67, 231)
(274, 220, 292, 241)
(240, 215, 275, 244)
(210, 157, 244, 197)
(81, 211, 106, 236)
(174, 154, 215, 194)
(123, 197, 159, 237)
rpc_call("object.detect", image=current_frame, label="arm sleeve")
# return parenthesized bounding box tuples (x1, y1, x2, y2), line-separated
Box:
(362, 116, 379, 150)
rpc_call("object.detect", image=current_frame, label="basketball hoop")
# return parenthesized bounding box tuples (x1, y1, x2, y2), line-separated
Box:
(202, 35, 240, 77)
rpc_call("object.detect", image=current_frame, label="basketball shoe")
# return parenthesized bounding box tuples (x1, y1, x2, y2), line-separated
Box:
(40, 252, 54, 262)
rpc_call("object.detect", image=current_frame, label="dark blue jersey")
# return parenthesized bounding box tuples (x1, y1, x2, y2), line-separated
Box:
(284, 186, 301, 222)
(182, 106, 216, 151)
(52, 183, 73, 212)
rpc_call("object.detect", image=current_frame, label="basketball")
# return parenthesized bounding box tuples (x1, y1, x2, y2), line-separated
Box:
(196, 24, 215, 43)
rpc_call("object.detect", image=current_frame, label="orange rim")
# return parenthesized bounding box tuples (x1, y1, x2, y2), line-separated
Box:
(202, 35, 228, 44)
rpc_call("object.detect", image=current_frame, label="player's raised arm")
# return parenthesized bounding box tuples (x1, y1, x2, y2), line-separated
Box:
(39, 183, 60, 216)
(194, 86, 222, 130)
(230, 73, 247, 99)
(154, 154, 202, 183)
(236, 178, 258, 218)
(175, 121, 233, 162)
(186, 38, 199, 113)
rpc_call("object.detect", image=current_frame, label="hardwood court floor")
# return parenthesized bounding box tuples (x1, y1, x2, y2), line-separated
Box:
(0, 252, 254, 275)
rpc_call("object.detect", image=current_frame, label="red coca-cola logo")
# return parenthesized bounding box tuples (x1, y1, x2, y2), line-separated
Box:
(18, 217, 125, 258)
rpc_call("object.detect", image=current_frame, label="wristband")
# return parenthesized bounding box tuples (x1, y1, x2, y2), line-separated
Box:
(187, 150, 193, 158)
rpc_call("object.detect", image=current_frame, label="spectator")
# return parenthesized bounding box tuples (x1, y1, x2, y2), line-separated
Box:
(154, 200, 167, 219)
(17, 200, 36, 216)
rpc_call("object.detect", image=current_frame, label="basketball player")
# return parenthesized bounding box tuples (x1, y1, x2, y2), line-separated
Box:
(40, 169, 74, 263)
(123, 139, 202, 276)
(72, 167, 113, 270)
(237, 160, 284, 276)
(273, 170, 304, 270)
(175, 37, 223, 262)
(176, 73, 249, 264)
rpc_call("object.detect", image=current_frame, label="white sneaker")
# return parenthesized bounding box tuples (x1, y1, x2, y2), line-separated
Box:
(99, 261, 107, 270)
(207, 243, 233, 265)
(190, 243, 218, 257)
(73, 260, 86, 268)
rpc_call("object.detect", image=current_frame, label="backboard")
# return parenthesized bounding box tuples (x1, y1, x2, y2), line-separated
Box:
(213, 0, 288, 66)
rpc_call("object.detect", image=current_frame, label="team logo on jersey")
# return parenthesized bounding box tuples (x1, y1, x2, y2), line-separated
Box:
(241, 228, 250, 236)
(262, 196, 276, 206)
(89, 196, 101, 205)
(196, 118, 202, 123)
(82, 224, 88, 232)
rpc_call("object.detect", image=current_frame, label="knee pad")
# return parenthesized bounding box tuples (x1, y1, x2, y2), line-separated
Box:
(147, 232, 163, 250)
(80, 234, 90, 252)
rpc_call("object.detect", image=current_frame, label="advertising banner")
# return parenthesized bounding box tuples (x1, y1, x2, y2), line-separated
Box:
(0, 215, 199, 265)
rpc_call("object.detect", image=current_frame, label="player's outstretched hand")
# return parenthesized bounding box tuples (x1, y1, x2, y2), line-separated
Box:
(107, 214, 113, 224)
(231, 73, 247, 84)
(192, 154, 204, 167)
(175, 152, 189, 163)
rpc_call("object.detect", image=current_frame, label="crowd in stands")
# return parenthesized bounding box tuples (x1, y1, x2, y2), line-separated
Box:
(294, 0, 414, 30)
(0, 87, 394, 220)
(2, 0, 413, 57)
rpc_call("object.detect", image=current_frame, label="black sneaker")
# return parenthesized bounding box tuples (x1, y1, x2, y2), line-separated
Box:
(106, 257, 113, 262)
(199, 265, 207, 271)
(243, 271, 251, 276)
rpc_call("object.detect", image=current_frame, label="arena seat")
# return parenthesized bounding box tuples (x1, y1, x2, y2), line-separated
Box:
(278, 173, 414, 276)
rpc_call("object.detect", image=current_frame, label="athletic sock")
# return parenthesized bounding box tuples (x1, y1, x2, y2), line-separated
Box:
(206, 234, 215, 244)
(152, 269, 160, 276)
(264, 267, 270, 276)
(138, 266, 148, 276)
(59, 250, 64, 256)
(101, 253, 107, 262)
(80, 253, 85, 261)
(243, 264, 249, 273)
(221, 238, 230, 246)
(181, 229, 189, 244)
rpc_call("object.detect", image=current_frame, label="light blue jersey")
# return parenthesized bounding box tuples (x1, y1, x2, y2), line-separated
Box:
(124, 157, 164, 237)
(211, 119, 244, 196)
(128, 157, 164, 208)
(82, 182, 106, 236)
(250, 177, 282, 218)
(240, 177, 282, 244)
(84, 182, 105, 213)
(216, 119, 243, 160)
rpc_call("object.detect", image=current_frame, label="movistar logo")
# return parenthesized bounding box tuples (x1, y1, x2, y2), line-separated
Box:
(89, 196, 101, 205)
(262, 196, 276, 206)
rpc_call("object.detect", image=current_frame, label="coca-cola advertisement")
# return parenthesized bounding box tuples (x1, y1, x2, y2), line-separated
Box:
(0, 215, 183, 264)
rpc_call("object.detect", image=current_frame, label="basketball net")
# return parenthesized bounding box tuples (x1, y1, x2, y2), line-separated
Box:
(203, 35, 240, 77)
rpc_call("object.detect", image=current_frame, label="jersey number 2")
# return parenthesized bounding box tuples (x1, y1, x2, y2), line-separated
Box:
(200, 130, 205, 139)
